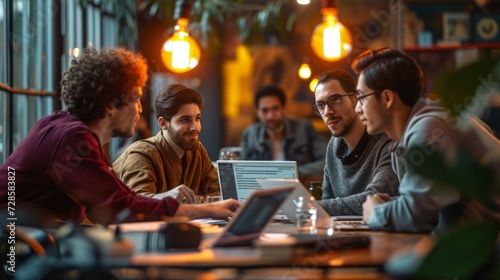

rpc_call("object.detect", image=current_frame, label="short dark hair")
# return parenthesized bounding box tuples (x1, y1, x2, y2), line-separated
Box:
(254, 84, 286, 109)
(61, 48, 148, 123)
(317, 69, 356, 93)
(351, 48, 423, 106)
(155, 84, 204, 121)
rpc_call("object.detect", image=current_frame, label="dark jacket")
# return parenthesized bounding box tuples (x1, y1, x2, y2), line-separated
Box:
(241, 118, 327, 178)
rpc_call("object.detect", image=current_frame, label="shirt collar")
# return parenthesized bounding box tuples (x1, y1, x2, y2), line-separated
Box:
(336, 129, 372, 164)
(161, 130, 185, 159)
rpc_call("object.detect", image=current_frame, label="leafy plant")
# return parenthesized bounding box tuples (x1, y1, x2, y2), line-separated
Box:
(80, 0, 306, 52)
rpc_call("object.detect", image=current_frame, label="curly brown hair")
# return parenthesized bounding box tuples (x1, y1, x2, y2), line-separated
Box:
(61, 48, 148, 123)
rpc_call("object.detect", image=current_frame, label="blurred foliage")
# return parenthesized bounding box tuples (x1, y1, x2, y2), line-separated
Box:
(137, 0, 242, 51)
(79, 0, 313, 52)
(406, 145, 497, 202)
(139, 0, 304, 53)
(434, 57, 500, 117)
(401, 58, 500, 279)
(413, 221, 500, 279)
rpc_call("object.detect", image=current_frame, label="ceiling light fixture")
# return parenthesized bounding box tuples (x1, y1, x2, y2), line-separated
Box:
(311, 0, 352, 61)
(160, 0, 200, 74)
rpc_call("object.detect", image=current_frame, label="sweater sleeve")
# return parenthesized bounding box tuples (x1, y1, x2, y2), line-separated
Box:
(113, 144, 160, 197)
(50, 131, 178, 224)
(368, 117, 460, 233)
(321, 137, 335, 201)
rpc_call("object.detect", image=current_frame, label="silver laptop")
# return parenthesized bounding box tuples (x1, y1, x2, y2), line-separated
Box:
(256, 178, 331, 228)
(211, 186, 295, 247)
(217, 160, 298, 220)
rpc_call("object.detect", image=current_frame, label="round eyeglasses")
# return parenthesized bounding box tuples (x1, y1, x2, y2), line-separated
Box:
(312, 92, 355, 115)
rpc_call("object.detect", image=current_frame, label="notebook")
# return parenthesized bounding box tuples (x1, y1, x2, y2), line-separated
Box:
(217, 160, 298, 220)
(211, 186, 295, 247)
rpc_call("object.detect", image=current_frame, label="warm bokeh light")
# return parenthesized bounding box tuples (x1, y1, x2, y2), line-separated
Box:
(298, 62, 312, 79)
(160, 18, 200, 74)
(70, 48, 80, 57)
(309, 76, 319, 92)
(311, 7, 352, 61)
(297, 0, 310, 5)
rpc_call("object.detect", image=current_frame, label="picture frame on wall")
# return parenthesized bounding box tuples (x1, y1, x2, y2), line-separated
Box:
(472, 14, 500, 43)
(443, 12, 470, 42)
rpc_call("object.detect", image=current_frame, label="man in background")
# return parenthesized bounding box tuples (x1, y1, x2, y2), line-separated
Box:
(241, 84, 327, 183)
(113, 84, 219, 204)
(0, 48, 239, 225)
(314, 69, 399, 215)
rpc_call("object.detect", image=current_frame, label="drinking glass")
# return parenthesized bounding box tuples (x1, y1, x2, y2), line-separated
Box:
(205, 195, 222, 203)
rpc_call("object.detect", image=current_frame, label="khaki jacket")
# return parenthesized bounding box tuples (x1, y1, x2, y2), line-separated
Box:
(113, 131, 219, 196)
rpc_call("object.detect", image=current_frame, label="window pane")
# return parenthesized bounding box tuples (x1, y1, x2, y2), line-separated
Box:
(0, 0, 6, 84)
(12, 94, 28, 149)
(0, 90, 6, 163)
(12, 0, 28, 88)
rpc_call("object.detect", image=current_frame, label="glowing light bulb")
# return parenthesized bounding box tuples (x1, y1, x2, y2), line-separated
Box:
(309, 77, 319, 92)
(297, 0, 310, 5)
(311, 7, 352, 61)
(298, 62, 312, 79)
(161, 18, 200, 74)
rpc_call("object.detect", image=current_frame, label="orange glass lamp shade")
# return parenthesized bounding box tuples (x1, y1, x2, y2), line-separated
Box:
(311, 7, 352, 61)
(298, 62, 312, 79)
(161, 18, 200, 74)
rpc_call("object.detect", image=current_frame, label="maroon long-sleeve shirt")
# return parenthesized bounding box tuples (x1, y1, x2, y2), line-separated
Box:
(0, 111, 179, 224)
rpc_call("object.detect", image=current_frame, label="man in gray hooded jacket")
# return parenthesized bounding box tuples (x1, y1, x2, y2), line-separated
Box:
(353, 48, 500, 233)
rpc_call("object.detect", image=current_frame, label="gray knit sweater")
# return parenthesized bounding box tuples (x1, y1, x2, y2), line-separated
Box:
(319, 132, 399, 215)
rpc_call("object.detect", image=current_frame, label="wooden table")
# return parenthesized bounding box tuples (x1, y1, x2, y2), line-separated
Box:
(124, 221, 426, 279)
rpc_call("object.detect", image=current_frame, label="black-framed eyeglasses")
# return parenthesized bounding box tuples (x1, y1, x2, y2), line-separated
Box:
(356, 91, 381, 106)
(312, 92, 355, 115)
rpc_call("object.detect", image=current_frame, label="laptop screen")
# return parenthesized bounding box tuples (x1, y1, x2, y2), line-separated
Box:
(212, 186, 295, 247)
(217, 160, 298, 202)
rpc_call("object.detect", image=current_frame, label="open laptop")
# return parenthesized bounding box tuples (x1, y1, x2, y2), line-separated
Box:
(211, 186, 295, 247)
(217, 160, 298, 202)
(256, 178, 331, 228)
(217, 160, 298, 220)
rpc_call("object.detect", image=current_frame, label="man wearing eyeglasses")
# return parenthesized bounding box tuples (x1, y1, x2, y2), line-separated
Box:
(353, 48, 500, 233)
(241, 84, 327, 183)
(313, 69, 399, 216)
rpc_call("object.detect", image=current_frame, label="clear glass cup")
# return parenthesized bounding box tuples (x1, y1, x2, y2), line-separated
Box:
(205, 195, 222, 203)
(296, 196, 317, 233)
(195, 195, 205, 204)
(327, 217, 337, 236)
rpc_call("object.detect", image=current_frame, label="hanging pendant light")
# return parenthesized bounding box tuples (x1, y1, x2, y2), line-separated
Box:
(298, 57, 312, 79)
(311, 0, 352, 61)
(160, 0, 200, 74)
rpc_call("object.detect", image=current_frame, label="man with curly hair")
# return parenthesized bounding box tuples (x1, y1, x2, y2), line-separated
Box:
(0, 48, 239, 225)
